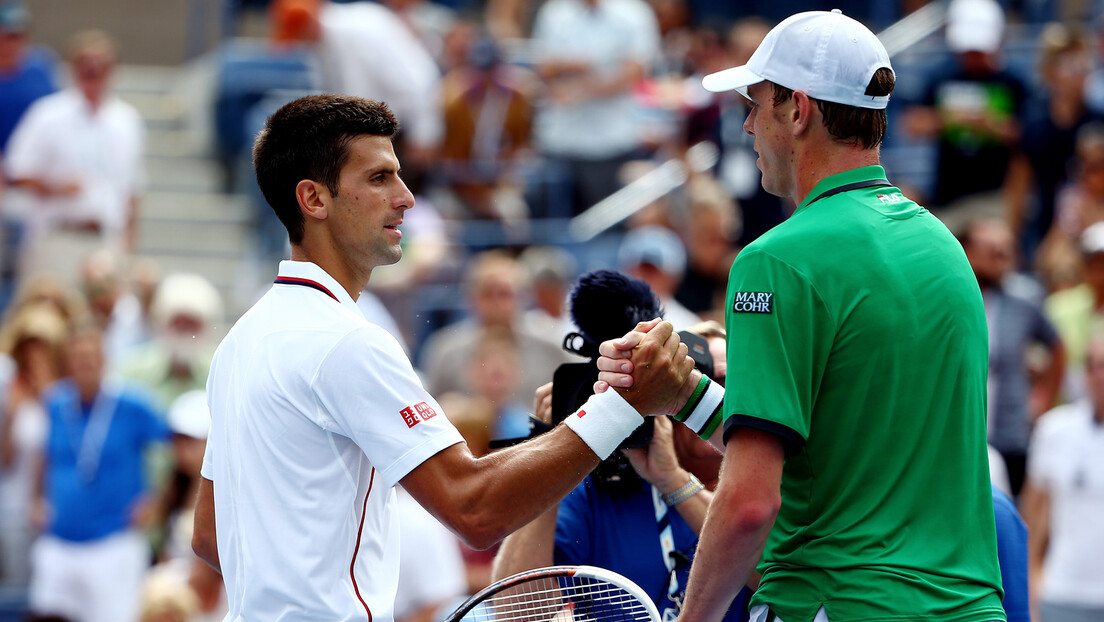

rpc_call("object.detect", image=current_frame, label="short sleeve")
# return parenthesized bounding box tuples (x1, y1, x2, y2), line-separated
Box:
(4, 99, 51, 179)
(200, 438, 214, 481)
(722, 249, 834, 450)
(554, 480, 593, 565)
(313, 325, 464, 488)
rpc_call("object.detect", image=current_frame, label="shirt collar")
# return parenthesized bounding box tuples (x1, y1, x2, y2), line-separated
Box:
(796, 165, 890, 213)
(276, 261, 360, 312)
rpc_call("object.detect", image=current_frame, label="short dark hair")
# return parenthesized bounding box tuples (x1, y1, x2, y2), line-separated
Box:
(770, 67, 895, 150)
(252, 95, 399, 244)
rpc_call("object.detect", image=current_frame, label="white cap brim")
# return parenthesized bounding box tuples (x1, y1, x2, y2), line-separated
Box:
(702, 65, 764, 97)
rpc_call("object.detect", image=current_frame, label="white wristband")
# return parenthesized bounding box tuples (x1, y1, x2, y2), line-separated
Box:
(682, 379, 725, 437)
(564, 389, 644, 459)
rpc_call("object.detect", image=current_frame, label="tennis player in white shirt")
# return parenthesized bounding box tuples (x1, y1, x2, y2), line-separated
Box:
(192, 94, 698, 622)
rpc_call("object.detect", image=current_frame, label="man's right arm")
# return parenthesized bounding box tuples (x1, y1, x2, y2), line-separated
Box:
(402, 426, 597, 551)
(677, 427, 784, 622)
(192, 477, 220, 573)
(402, 321, 694, 551)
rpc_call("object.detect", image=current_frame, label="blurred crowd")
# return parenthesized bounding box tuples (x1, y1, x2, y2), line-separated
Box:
(1, 0, 1104, 620)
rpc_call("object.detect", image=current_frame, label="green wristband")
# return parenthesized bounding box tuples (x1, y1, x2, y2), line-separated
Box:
(675, 374, 711, 422)
(698, 407, 723, 441)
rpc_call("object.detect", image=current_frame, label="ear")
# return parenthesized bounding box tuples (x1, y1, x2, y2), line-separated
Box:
(295, 179, 330, 223)
(790, 90, 814, 137)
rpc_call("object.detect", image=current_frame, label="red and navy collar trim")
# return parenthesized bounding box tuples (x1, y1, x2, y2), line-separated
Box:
(274, 276, 339, 301)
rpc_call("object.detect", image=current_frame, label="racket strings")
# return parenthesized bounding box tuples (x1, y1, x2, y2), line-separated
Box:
(462, 576, 652, 622)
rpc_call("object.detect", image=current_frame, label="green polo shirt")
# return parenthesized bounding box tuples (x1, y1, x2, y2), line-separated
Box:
(724, 166, 1005, 622)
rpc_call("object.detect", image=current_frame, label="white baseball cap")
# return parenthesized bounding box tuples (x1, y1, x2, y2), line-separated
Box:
(168, 390, 211, 440)
(618, 226, 687, 277)
(945, 0, 1004, 54)
(1082, 222, 1104, 255)
(702, 9, 893, 110)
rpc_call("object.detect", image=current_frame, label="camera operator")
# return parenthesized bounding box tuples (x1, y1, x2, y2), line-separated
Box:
(492, 319, 751, 622)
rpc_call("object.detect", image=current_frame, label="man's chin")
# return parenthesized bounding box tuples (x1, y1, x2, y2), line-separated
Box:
(382, 249, 403, 266)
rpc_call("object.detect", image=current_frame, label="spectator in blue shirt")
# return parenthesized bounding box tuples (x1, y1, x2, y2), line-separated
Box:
(28, 324, 169, 622)
(0, 0, 56, 153)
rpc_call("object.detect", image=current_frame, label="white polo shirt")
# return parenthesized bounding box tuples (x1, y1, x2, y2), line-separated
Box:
(202, 260, 464, 622)
(1028, 400, 1104, 607)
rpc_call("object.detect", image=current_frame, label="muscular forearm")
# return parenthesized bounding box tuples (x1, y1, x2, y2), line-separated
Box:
(677, 488, 775, 621)
(404, 425, 600, 550)
(457, 425, 598, 543)
(192, 477, 221, 573)
(678, 428, 784, 622)
(491, 505, 559, 581)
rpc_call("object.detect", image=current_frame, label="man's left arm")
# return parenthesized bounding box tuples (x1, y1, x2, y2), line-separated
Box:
(192, 476, 220, 573)
(676, 427, 784, 622)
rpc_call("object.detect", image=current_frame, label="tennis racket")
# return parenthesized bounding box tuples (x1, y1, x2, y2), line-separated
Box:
(444, 565, 661, 622)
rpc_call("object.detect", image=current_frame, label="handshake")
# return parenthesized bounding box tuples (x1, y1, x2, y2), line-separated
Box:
(593, 318, 701, 417)
(558, 318, 726, 461)
(543, 270, 726, 460)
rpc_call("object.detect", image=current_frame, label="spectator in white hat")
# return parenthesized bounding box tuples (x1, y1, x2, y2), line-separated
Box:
(617, 225, 701, 330)
(113, 273, 223, 410)
(904, 0, 1028, 212)
(602, 9, 1005, 622)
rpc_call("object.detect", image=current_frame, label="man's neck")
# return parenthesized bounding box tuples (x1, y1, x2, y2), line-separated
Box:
(77, 382, 100, 406)
(791, 143, 881, 207)
(289, 244, 366, 302)
(81, 90, 104, 113)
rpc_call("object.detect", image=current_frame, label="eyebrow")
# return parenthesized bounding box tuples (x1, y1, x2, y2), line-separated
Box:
(367, 165, 401, 178)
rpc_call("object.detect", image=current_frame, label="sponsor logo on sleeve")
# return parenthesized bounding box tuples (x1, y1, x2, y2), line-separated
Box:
(732, 291, 774, 314)
(575, 409, 587, 418)
(400, 402, 439, 428)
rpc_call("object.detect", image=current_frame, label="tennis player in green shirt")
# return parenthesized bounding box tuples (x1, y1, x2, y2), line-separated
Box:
(598, 9, 1006, 622)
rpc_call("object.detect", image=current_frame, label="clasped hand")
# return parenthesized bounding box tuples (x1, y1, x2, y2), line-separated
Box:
(592, 319, 698, 416)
